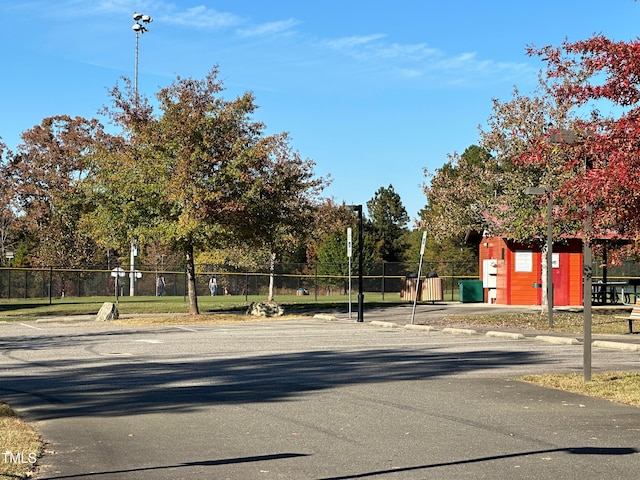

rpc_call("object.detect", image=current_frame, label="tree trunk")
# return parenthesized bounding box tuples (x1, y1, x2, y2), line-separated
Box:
(185, 243, 200, 315)
(268, 252, 276, 302)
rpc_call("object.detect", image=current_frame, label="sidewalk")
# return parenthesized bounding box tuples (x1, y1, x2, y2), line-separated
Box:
(326, 301, 640, 350)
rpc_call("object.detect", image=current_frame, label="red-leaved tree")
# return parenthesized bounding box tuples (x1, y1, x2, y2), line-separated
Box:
(528, 35, 640, 260)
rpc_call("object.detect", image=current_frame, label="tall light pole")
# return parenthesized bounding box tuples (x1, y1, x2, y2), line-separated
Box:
(346, 205, 364, 322)
(549, 128, 592, 382)
(525, 186, 554, 328)
(132, 12, 152, 105)
(129, 12, 151, 296)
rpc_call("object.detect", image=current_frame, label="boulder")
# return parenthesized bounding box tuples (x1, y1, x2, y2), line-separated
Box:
(246, 301, 284, 317)
(96, 302, 119, 321)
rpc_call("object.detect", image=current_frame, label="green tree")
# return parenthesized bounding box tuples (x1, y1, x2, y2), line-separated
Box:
(5, 116, 107, 267)
(527, 35, 640, 260)
(316, 232, 350, 294)
(305, 199, 353, 264)
(85, 68, 324, 313)
(0, 138, 17, 264)
(241, 133, 328, 301)
(315, 204, 378, 294)
(366, 184, 409, 262)
(421, 145, 502, 241)
(403, 230, 477, 276)
(423, 86, 575, 313)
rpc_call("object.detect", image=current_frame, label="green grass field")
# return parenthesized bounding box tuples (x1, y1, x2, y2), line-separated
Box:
(0, 292, 415, 320)
(0, 293, 635, 336)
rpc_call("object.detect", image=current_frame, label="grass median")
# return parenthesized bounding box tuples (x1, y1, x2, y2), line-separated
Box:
(0, 402, 41, 479)
(521, 372, 640, 407)
(0, 294, 403, 320)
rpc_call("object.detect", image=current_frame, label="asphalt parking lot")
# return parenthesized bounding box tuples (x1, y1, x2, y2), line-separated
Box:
(1, 303, 639, 479)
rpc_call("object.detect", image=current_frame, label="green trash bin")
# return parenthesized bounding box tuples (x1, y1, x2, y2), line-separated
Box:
(458, 280, 484, 303)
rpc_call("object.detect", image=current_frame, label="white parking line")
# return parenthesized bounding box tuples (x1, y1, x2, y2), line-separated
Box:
(20, 323, 43, 330)
(173, 326, 199, 332)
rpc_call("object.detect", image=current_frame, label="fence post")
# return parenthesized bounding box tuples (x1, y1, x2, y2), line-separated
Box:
(245, 269, 249, 301)
(314, 264, 318, 301)
(381, 262, 385, 301)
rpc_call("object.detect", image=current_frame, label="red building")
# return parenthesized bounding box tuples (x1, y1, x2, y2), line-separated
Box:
(479, 236, 584, 306)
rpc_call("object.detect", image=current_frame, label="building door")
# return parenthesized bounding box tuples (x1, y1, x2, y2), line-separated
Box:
(552, 253, 570, 306)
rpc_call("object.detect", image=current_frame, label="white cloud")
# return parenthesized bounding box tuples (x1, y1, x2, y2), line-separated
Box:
(21, 1, 244, 30)
(158, 5, 243, 29)
(324, 32, 534, 85)
(237, 18, 299, 37)
(394, 68, 423, 79)
(325, 34, 387, 50)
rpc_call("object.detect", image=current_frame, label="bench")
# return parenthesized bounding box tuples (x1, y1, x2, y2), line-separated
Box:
(614, 299, 640, 334)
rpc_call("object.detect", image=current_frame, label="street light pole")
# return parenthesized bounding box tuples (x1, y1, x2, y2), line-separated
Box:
(549, 128, 592, 381)
(583, 205, 593, 381)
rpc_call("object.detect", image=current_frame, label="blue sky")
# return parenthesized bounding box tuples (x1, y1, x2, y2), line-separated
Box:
(1, 1, 639, 223)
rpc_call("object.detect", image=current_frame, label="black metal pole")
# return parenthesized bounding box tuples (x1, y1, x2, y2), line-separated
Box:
(357, 206, 364, 322)
(583, 206, 592, 382)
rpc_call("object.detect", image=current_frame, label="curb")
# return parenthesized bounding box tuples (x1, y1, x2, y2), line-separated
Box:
(535, 335, 580, 345)
(404, 324, 437, 332)
(370, 320, 400, 328)
(486, 331, 525, 340)
(313, 314, 338, 321)
(592, 340, 640, 352)
(35, 317, 95, 324)
(442, 327, 477, 336)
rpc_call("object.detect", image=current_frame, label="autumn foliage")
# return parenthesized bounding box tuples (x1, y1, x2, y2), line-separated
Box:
(528, 36, 640, 250)
(424, 33, 640, 264)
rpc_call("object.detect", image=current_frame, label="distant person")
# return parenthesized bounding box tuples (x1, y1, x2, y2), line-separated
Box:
(156, 275, 166, 296)
(209, 276, 217, 296)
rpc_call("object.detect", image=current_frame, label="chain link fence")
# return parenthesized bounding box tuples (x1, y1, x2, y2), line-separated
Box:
(0, 261, 479, 301)
(2, 257, 637, 302)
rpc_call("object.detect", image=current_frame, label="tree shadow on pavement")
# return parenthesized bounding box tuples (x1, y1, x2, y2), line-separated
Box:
(36, 453, 310, 480)
(1, 330, 543, 420)
(318, 447, 639, 480)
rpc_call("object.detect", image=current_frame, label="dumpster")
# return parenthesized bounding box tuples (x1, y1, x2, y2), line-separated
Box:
(458, 279, 483, 303)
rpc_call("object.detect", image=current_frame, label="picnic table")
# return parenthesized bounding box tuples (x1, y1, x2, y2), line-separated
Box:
(592, 281, 627, 305)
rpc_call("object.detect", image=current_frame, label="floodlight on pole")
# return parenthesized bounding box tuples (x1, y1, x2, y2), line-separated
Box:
(132, 12, 152, 105)
(129, 12, 151, 297)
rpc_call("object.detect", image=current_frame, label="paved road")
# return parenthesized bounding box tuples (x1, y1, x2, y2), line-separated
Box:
(1, 306, 639, 479)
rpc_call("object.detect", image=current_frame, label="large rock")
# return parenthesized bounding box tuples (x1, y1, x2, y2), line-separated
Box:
(96, 302, 119, 321)
(246, 301, 284, 317)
